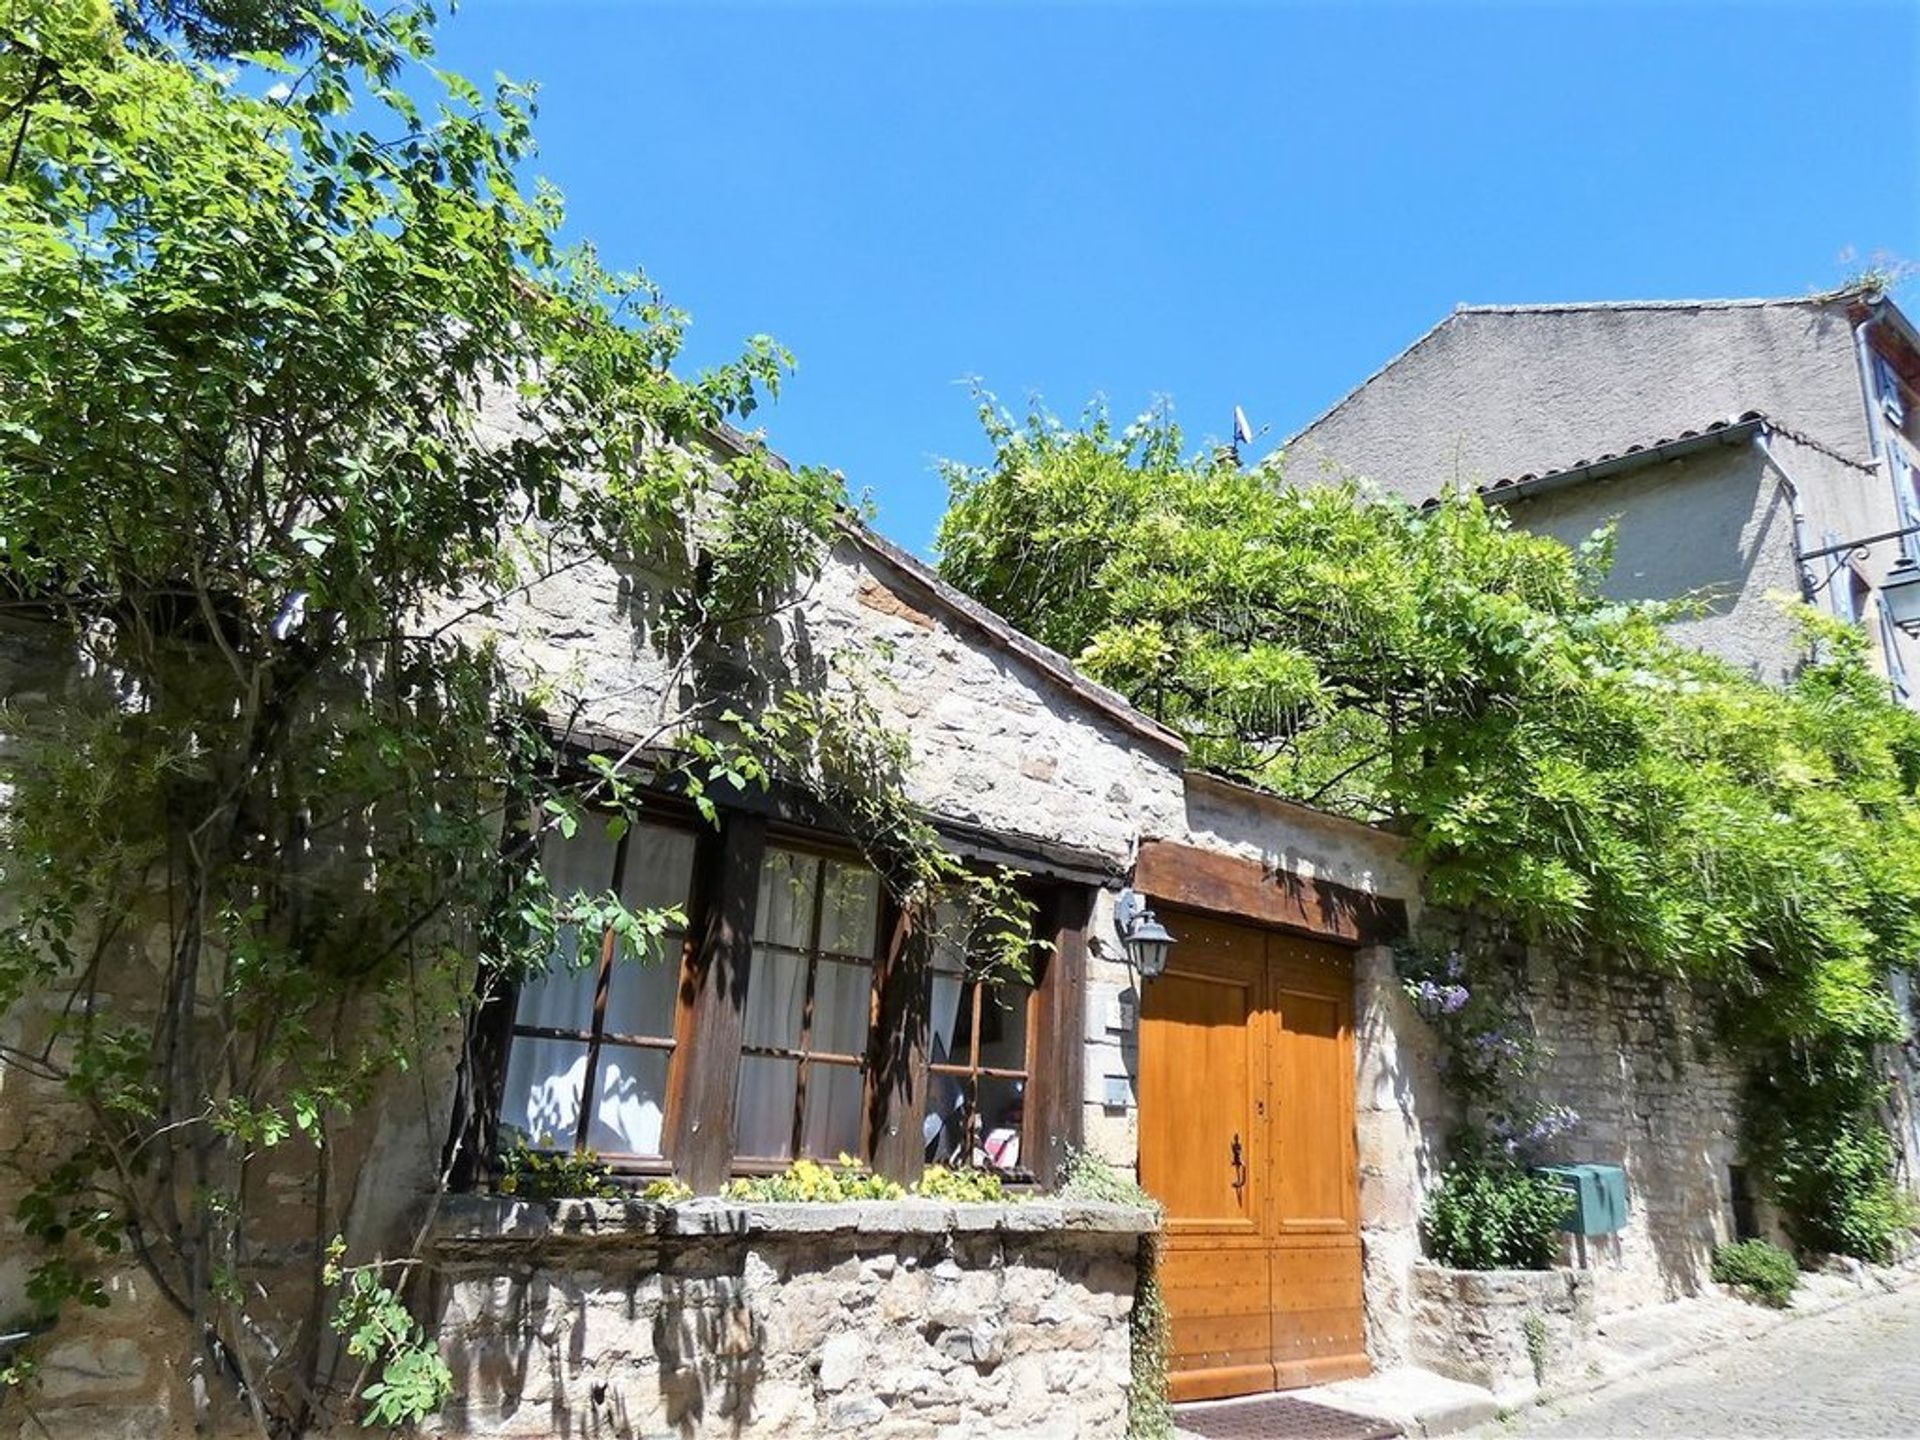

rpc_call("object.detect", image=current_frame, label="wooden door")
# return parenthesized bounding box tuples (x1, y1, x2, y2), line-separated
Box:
(1266, 935, 1366, 1388)
(1139, 913, 1367, 1402)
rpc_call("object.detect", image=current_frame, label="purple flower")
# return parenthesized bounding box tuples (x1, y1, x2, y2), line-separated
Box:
(1439, 984, 1470, 1014)
(1445, 950, 1466, 981)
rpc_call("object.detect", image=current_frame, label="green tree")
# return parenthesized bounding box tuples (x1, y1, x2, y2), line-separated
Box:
(0, 2, 1022, 1431)
(939, 397, 1920, 1255)
(118, 0, 314, 59)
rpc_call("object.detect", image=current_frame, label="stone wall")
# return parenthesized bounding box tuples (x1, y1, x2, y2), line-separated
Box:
(1518, 952, 1749, 1312)
(1408, 1263, 1595, 1402)
(1351, 945, 1449, 1370)
(1354, 936, 1764, 1368)
(428, 1196, 1153, 1439)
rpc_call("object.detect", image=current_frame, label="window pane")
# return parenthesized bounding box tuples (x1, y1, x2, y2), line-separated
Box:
(803, 1062, 866, 1158)
(743, 947, 807, 1050)
(608, 823, 696, 1039)
(923, 1071, 971, 1165)
(756, 849, 819, 949)
(513, 961, 601, 1037)
(618, 823, 697, 927)
(927, 900, 971, 1066)
(979, 982, 1031, 1074)
(929, 973, 967, 1068)
(735, 1055, 798, 1159)
(500, 1036, 591, 1150)
(587, 1046, 669, 1157)
(976, 1076, 1026, 1170)
(536, 825, 622, 975)
(812, 957, 873, 1057)
(819, 861, 880, 957)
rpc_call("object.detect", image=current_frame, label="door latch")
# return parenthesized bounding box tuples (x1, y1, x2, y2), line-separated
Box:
(1231, 1132, 1247, 1193)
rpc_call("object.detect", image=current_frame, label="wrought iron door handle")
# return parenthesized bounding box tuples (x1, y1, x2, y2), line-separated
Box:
(1231, 1132, 1246, 1193)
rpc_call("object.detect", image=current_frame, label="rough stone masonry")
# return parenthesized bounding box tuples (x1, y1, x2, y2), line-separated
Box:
(427, 1196, 1156, 1439)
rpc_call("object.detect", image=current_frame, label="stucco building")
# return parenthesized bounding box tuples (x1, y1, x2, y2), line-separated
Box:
(1282, 289, 1920, 696)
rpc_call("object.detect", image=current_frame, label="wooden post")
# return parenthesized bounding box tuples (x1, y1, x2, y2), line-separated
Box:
(868, 899, 931, 1184)
(668, 811, 766, 1193)
(1030, 883, 1092, 1187)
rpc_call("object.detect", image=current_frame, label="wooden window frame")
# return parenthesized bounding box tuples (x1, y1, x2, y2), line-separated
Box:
(498, 809, 702, 1166)
(732, 841, 887, 1165)
(476, 787, 1090, 1193)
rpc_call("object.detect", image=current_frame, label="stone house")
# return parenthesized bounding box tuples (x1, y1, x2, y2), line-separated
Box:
(1282, 289, 1920, 697)
(0, 424, 1846, 1437)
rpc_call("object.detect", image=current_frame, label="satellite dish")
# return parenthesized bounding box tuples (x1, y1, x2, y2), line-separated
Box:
(1232, 406, 1254, 446)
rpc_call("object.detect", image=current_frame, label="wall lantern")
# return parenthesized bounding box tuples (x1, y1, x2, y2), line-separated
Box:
(1881, 554, 1920, 636)
(1114, 888, 1174, 981)
(1800, 523, 1920, 637)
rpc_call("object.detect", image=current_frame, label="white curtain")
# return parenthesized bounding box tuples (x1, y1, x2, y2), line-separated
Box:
(501, 822, 691, 1158)
(923, 902, 970, 1160)
(734, 851, 878, 1159)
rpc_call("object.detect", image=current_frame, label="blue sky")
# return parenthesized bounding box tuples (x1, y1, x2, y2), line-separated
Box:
(435, 1, 1919, 555)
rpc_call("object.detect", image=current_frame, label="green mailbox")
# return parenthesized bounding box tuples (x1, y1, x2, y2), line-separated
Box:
(1534, 1163, 1629, 1236)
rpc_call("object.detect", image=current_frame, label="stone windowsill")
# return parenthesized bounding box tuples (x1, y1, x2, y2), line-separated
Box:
(428, 1192, 1160, 1255)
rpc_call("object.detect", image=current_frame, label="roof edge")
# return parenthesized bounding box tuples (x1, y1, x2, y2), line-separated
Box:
(1278, 290, 1877, 461)
(1273, 308, 1460, 456)
(1441, 413, 1767, 509)
(1455, 293, 1863, 316)
(705, 422, 1189, 758)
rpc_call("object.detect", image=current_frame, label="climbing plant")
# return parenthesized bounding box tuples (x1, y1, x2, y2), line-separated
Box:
(939, 396, 1920, 1261)
(0, 3, 1028, 1433)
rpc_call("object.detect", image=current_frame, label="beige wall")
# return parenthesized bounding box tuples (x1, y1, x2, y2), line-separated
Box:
(1501, 440, 1806, 687)
(1284, 297, 1920, 694)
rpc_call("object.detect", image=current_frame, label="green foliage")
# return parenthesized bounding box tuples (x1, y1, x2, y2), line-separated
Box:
(117, 0, 313, 58)
(1421, 1164, 1572, 1271)
(913, 1165, 1009, 1203)
(724, 1156, 907, 1203)
(327, 1254, 452, 1429)
(1711, 1238, 1801, 1307)
(0, 2, 995, 1428)
(1521, 1312, 1549, 1384)
(497, 1142, 619, 1201)
(1742, 1042, 1915, 1262)
(1055, 1147, 1159, 1213)
(939, 397, 1920, 1267)
(636, 1177, 694, 1204)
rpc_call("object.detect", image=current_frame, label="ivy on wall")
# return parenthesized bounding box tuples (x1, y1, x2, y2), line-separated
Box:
(939, 397, 1920, 1262)
(0, 3, 1029, 1432)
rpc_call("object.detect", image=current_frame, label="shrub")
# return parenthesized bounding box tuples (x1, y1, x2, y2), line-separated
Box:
(1711, 1239, 1800, 1307)
(1057, 1147, 1160, 1214)
(723, 1156, 906, 1202)
(497, 1141, 619, 1200)
(1422, 1164, 1572, 1270)
(913, 1165, 1008, 1203)
(636, 1177, 693, 1204)
(1742, 1043, 1917, 1263)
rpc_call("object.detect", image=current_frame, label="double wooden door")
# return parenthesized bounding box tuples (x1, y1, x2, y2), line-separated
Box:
(1138, 910, 1367, 1401)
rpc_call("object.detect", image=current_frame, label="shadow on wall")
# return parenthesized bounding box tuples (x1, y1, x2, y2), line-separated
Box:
(437, 1208, 767, 1439)
(1524, 956, 1742, 1306)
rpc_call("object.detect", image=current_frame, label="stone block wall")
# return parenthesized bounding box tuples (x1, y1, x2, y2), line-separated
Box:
(1353, 938, 1765, 1364)
(1519, 952, 1748, 1311)
(1351, 945, 1448, 1370)
(428, 1196, 1154, 1439)
(1408, 1263, 1595, 1402)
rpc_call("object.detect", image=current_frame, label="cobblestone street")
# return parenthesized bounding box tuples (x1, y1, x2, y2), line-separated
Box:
(1487, 1282, 1920, 1438)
